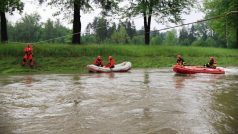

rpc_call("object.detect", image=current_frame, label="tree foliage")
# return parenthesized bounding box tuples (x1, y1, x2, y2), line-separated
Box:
(13, 13, 41, 42)
(0, 0, 24, 13)
(7, 13, 70, 43)
(123, 0, 194, 44)
(163, 30, 177, 45)
(39, 0, 120, 44)
(111, 25, 129, 44)
(179, 27, 189, 46)
(41, 19, 70, 43)
(204, 0, 238, 48)
(150, 33, 165, 45)
(0, 0, 24, 42)
(93, 17, 109, 42)
(81, 15, 227, 47)
(123, 20, 136, 39)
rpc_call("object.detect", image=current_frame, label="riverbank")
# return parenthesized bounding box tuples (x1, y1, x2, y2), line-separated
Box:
(0, 44, 238, 74)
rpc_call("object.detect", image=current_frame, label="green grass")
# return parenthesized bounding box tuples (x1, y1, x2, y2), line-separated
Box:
(0, 43, 238, 74)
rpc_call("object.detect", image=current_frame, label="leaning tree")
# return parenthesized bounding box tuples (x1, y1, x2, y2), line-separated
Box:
(0, 0, 23, 43)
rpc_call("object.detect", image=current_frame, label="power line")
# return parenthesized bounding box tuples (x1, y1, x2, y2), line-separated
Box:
(148, 14, 223, 33)
(35, 31, 81, 44)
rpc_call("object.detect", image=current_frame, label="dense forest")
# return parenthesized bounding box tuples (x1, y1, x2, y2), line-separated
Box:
(0, 0, 237, 48)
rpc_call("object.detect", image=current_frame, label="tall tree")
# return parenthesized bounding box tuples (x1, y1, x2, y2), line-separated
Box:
(54, 19, 70, 43)
(12, 13, 42, 42)
(188, 24, 196, 44)
(179, 27, 189, 45)
(163, 30, 177, 45)
(7, 16, 70, 43)
(39, 0, 119, 44)
(193, 23, 213, 40)
(96, 17, 109, 42)
(90, 17, 109, 42)
(42, 19, 55, 42)
(85, 23, 92, 35)
(111, 24, 129, 44)
(0, 0, 23, 43)
(108, 22, 116, 38)
(72, 0, 82, 44)
(124, 20, 136, 39)
(41, 19, 70, 43)
(151, 32, 165, 45)
(204, 0, 238, 48)
(123, 0, 194, 45)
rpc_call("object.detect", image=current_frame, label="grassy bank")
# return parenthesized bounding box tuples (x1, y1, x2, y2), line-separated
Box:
(0, 44, 238, 74)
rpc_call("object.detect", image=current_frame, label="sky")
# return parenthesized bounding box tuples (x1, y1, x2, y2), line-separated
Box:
(6, 0, 205, 34)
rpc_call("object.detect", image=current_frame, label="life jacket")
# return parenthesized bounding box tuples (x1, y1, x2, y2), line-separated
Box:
(94, 59, 103, 66)
(177, 58, 184, 65)
(24, 47, 33, 55)
(106, 59, 115, 68)
(213, 60, 217, 67)
(208, 59, 217, 68)
(209, 59, 216, 65)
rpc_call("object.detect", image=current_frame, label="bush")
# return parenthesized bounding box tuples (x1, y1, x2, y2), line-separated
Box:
(191, 39, 206, 47)
(130, 35, 144, 45)
(205, 37, 217, 47)
(150, 35, 164, 45)
(82, 35, 97, 44)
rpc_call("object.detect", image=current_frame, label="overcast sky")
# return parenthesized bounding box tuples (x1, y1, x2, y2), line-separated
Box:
(6, 0, 205, 33)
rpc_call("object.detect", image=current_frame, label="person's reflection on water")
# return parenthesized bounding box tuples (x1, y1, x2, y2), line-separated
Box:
(174, 74, 187, 89)
(24, 75, 33, 87)
(92, 73, 115, 79)
(108, 72, 115, 79)
(173, 74, 194, 90)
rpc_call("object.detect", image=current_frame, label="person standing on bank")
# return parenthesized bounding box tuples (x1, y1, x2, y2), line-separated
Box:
(22, 44, 33, 67)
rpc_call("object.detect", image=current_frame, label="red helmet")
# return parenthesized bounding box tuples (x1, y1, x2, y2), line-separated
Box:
(210, 56, 214, 60)
(109, 56, 113, 59)
(97, 55, 101, 59)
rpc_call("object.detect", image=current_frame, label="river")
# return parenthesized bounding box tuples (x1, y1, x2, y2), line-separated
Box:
(0, 68, 238, 134)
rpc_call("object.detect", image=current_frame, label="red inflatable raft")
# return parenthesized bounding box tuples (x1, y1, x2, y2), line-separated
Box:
(173, 65, 225, 74)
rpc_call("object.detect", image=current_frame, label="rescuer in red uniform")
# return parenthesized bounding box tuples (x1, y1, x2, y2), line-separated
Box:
(105, 56, 115, 68)
(93, 55, 104, 67)
(22, 44, 33, 67)
(204, 56, 217, 69)
(176, 54, 185, 66)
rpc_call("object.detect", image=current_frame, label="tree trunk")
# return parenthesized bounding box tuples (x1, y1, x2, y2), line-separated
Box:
(143, 15, 151, 45)
(144, 22, 148, 44)
(72, 1, 81, 44)
(143, 3, 152, 45)
(0, 11, 8, 43)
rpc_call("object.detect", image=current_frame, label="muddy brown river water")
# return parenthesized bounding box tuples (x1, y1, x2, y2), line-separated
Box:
(0, 68, 238, 134)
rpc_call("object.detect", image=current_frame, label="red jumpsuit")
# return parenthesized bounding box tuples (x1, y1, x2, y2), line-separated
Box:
(22, 46, 33, 66)
(105, 59, 115, 68)
(94, 59, 104, 67)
